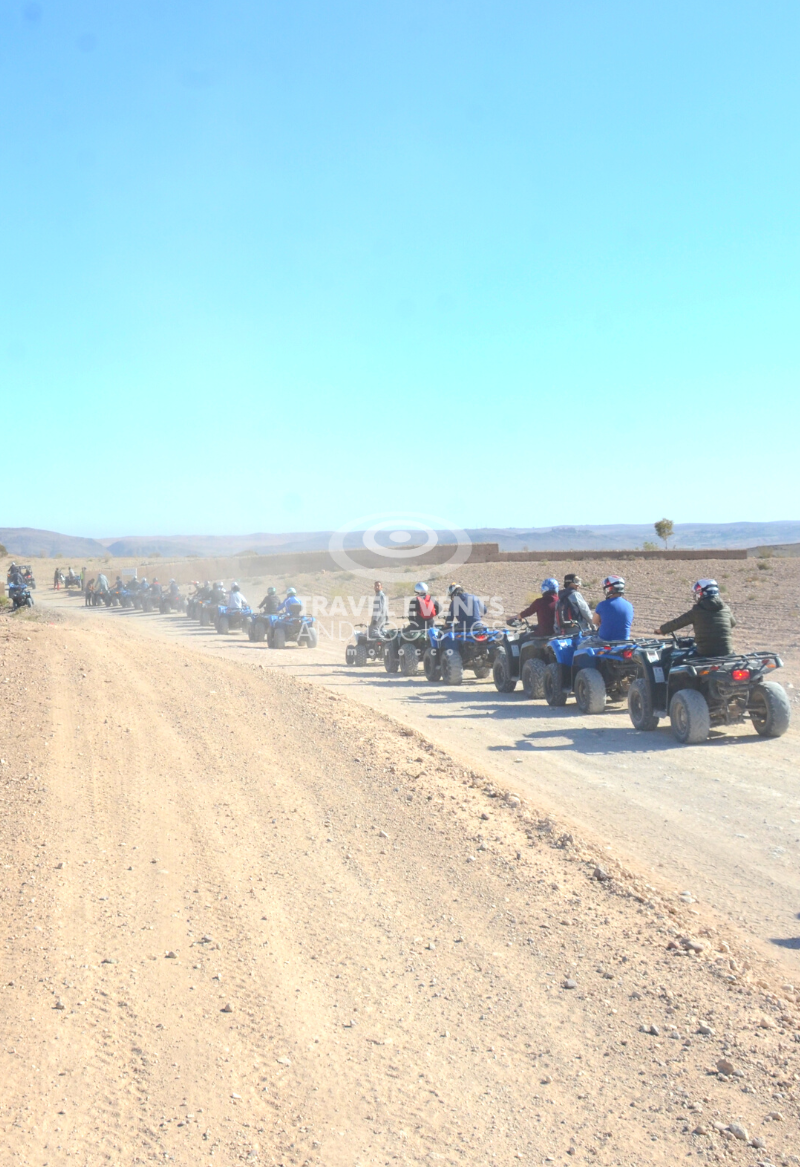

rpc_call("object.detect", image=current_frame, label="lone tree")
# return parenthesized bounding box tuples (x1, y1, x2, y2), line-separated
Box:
(654, 518, 674, 550)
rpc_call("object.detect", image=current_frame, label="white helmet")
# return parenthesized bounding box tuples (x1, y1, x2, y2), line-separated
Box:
(602, 575, 625, 597)
(414, 582, 428, 595)
(693, 578, 719, 599)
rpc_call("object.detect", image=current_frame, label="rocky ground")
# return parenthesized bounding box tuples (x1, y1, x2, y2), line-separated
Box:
(1, 599, 799, 1166)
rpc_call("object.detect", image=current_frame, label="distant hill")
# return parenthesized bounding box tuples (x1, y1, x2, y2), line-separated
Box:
(0, 527, 108, 558)
(3, 521, 800, 559)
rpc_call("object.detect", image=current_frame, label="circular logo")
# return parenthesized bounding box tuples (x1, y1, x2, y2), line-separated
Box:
(329, 512, 472, 582)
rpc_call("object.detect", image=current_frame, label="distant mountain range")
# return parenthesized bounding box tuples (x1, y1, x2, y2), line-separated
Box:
(2, 521, 800, 559)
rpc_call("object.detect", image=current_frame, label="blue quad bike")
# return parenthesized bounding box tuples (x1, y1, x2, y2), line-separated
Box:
(249, 610, 319, 649)
(423, 623, 504, 685)
(214, 604, 253, 634)
(492, 619, 553, 697)
(628, 636, 790, 744)
(10, 585, 34, 611)
(546, 635, 669, 714)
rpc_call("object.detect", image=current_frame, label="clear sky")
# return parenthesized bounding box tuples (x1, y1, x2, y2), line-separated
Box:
(1, 0, 798, 537)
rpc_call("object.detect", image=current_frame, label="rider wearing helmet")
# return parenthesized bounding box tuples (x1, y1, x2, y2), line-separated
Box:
(516, 578, 558, 635)
(227, 582, 249, 610)
(555, 574, 595, 634)
(408, 582, 440, 629)
(591, 575, 634, 640)
(445, 583, 486, 630)
(655, 579, 736, 656)
(259, 585, 281, 614)
(277, 586, 303, 617)
(369, 581, 389, 637)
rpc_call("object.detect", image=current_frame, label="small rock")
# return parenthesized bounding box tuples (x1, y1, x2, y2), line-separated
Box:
(716, 1058, 736, 1076)
(767, 1111, 783, 1122)
(727, 1123, 748, 1142)
(378, 830, 388, 839)
(507, 796, 521, 809)
(55, 862, 64, 869)
(231, 1092, 241, 1099)
(165, 951, 177, 959)
(54, 999, 65, 1010)
(220, 1003, 233, 1013)
(480, 813, 489, 821)
(563, 979, 577, 990)
(593, 866, 611, 881)
(692, 1125, 707, 1136)
(751, 1136, 766, 1149)
(680, 891, 695, 903)
(697, 1023, 714, 1036)
(276, 1057, 291, 1066)
(639, 1023, 660, 1036)
(759, 1016, 775, 1029)
(426, 941, 435, 951)
(540, 1074, 552, 1084)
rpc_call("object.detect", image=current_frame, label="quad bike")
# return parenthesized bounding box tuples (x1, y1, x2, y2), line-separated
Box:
(64, 571, 82, 590)
(390, 626, 431, 676)
(423, 623, 504, 685)
(345, 624, 398, 667)
(628, 636, 790, 744)
(159, 590, 186, 614)
(214, 604, 253, 634)
(10, 585, 33, 611)
(21, 566, 36, 590)
(251, 609, 318, 648)
(541, 631, 587, 707)
(550, 636, 669, 714)
(492, 619, 553, 697)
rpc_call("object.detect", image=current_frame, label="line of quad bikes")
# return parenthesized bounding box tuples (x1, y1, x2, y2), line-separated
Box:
(97, 580, 320, 651)
(344, 612, 791, 747)
(80, 578, 791, 748)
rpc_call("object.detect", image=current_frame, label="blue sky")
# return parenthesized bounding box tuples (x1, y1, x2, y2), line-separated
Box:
(1, 0, 798, 537)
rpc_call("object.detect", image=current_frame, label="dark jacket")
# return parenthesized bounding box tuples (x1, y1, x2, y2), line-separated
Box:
(260, 593, 281, 614)
(519, 592, 557, 636)
(446, 592, 485, 628)
(660, 595, 736, 657)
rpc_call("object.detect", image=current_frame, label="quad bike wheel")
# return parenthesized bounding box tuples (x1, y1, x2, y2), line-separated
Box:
(492, 650, 517, 693)
(254, 620, 267, 642)
(574, 668, 606, 715)
(354, 642, 368, 666)
(544, 662, 568, 707)
(628, 677, 659, 731)
(521, 657, 547, 700)
(384, 643, 400, 673)
(216, 614, 229, 634)
(301, 626, 319, 649)
(423, 649, 442, 682)
(472, 663, 491, 680)
(669, 688, 710, 744)
(748, 681, 791, 738)
(442, 649, 463, 685)
(200, 606, 210, 626)
(399, 643, 420, 677)
(272, 624, 287, 650)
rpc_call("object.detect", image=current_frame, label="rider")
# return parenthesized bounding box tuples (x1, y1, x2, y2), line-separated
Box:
(445, 583, 485, 630)
(7, 563, 24, 587)
(227, 582, 249, 610)
(95, 571, 110, 595)
(407, 582, 440, 629)
(591, 575, 634, 640)
(555, 574, 595, 634)
(516, 578, 558, 635)
(259, 585, 281, 614)
(277, 587, 303, 618)
(168, 578, 180, 599)
(655, 579, 736, 656)
(369, 581, 389, 637)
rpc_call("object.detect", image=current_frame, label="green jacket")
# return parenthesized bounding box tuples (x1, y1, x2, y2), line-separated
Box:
(660, 594, 736, 657)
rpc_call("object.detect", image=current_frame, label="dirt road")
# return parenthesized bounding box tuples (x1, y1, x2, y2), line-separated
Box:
(44, 585, 800, 979)
(1, 600, 799, 1166)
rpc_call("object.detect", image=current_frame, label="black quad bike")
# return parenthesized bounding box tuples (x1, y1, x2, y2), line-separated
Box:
(10, 585, 34, 610)
(345, 624, 398, 668)
(628, 637, 791, 744)
(492, 620, 553, 697)
(382, 626, 430, 676)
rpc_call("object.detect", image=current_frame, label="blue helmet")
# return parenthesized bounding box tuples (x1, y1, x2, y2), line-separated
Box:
(541, 577, 559, 593)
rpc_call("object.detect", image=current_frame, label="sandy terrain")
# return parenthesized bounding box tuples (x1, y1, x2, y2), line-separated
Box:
(1, 563, 799, 1166)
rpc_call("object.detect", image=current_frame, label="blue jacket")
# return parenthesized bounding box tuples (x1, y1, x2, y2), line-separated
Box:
(278, 596, 303, 617)
(446, 592, 485, 628)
